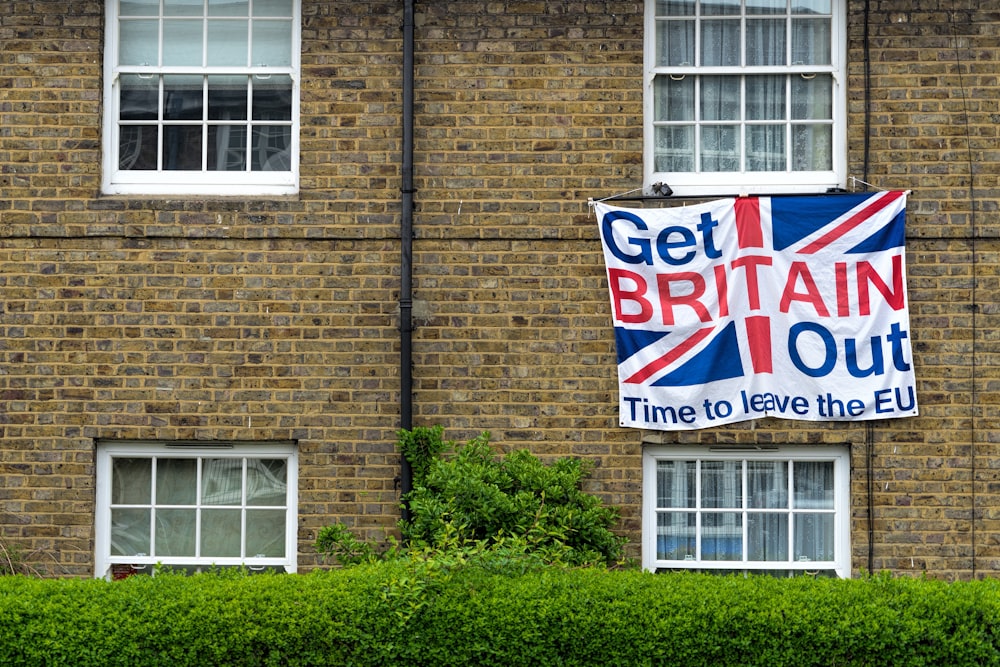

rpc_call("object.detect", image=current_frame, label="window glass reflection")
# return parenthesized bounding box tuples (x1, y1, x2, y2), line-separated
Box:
(121, 0, 159, 16)
(162, 126, 203, 170)
(120, 75, 159, 120)
(252, 75, 292, 120)
(208, 76, 248, 120)
(209, 0, 249, 16)
(251, 126, 291, 171)
(164, 75, 203, 121)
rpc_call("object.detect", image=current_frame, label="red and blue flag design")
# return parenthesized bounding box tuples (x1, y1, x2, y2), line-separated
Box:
(596, 192, 916, 430)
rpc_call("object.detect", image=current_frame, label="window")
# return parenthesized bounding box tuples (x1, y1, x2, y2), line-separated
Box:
(642, 446, 850, 577)
(645, 0, 845, 196)
(102, 0, 300, 196)
(95, 442, 298, 578)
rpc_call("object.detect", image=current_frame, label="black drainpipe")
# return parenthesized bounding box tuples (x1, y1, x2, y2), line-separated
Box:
(399, 0, 415, 521)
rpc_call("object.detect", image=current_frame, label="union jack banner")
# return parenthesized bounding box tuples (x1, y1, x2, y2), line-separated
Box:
(595, 192, 917, 431)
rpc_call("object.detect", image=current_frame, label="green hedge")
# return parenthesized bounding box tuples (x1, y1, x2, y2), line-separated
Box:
(1, 564, 999, 666)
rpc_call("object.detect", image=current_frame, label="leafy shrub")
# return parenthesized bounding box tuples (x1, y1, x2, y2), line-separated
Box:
(314, 524, 378, 567)
(1, 569, 1000, 666)
(403, 432, 625, 566)
(397, 424, 451, 488)
(317, 427, 626, 568)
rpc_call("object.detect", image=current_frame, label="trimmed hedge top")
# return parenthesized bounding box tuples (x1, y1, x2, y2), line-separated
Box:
(2, 565, 999, 666)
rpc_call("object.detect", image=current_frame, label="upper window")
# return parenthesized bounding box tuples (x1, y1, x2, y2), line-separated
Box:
(645, 0, 845, 196)
(102, 0, 300, 196)
(642, 446, 850, 577)
(94, 441, 298, 578)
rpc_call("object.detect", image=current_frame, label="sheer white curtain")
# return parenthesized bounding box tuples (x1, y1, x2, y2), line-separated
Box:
(655, 458, 836, 567)
(700, 461, 742, 561)
(793, 461, 835, 561)
(110, 456, 288, 561)
(656, 460, 696, 559)
(654, 0, 833, 174)
(656, 459, 743, 562)
(748, 461, 788, 561)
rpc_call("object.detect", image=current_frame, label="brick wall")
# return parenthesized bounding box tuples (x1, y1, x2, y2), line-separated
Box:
(1, 0, 999, 578)
(844, 2, 1000, 577)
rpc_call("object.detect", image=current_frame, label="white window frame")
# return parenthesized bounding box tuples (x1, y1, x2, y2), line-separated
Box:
(643, 0, 847, 197)
(642, 445, 850, 577)
(101, 0, 301, 196)
(94, 441, 298, 579)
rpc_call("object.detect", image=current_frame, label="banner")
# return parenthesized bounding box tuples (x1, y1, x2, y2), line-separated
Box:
(596, 192, 917, 430)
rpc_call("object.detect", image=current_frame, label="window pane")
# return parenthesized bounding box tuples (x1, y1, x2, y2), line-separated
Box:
(792, 124, 832, 170)
(202, 458, 244, 505)
(253, 20, 292, 67)
(119, 125, 158, 170)
(156, 458, 197, 504)
(794, 513, 835, 561)
(111, 508, 150, 556)
(701, 76, 739, 121)
(794, 461, 834, 509)
(657, 460, 696, 508)
(746, 75, 785, 120)
(644, 0, 839, 185)
(748, 461, 787, 509)
(747, 0, 786, 14)
(748, 512, 788, 560)
(246, 509, 286, 556)
(702, 512, 742, 560)
(254, 0, 294, 17)
(792, 18, 831, 65)
(208, 75, 248, 120)
(646, 453, 842, 574)
(162, 126, 203, 170)
(164, 75, 203, 121)
(656, 0, 695, 16)
(201, 508, 243, 556)
(164, 0, 203, 17)
(657, 20, 695, 67)
(657, 512, 696, 559)
(252, 75, 292, 120)
(654, 126, 694, 172)
(701, 20, 740, 66)
(155, 508, 197, 556)
(746, 18, 786, 66)
(796, 0, 831, 14)
(112, 458, 152, 504)
(247, 460, 288, 506)
(251, 126, 291, 171)
(111, 0, 297, 189)
(791, 73, 832, 119)
(701, 461, 741, 509)
(700, 125, 739, 171)
(208, 125, 247, 171)
(163, 20, 203, 66)
(208, 19, 249, 67)
(120, 75, 159, 121)
(702, 0, 740, 16)
(654, 76, 694, 122)
(119, 20, 158, 66)
(121, 0, 158, 16)
(99, 445, 295, 576)
(747, 125, 785, 171)
(210, 0, 249, 16)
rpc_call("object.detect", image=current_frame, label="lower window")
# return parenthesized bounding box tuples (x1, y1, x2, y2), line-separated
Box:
(642, 446, 850, 578)
(95, 441, 298, 579)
